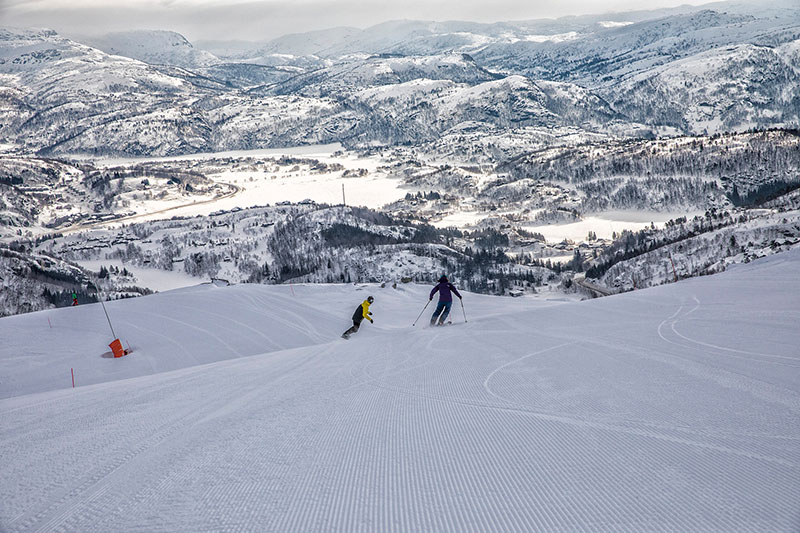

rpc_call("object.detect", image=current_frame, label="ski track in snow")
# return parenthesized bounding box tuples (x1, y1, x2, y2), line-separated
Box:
(482, 341, 578, 403)
(2, 252, 800, 531)
(670, 297, 800, 363)
(656, 301, 800, 399)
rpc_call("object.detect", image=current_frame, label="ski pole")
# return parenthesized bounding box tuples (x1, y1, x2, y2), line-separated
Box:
(460, 298, 467, 323)
(412, 300, 431, 326)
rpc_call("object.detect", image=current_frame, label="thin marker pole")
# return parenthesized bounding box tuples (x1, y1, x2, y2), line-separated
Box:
(71, 368, 75, 388)
(94, 281, 117, 338)
(99, 298, 117, 339)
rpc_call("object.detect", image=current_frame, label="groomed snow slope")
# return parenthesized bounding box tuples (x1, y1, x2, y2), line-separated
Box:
(2, 251, 800, 532)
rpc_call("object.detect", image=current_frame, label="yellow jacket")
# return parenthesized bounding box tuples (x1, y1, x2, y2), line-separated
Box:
(360, 299, 373, 321)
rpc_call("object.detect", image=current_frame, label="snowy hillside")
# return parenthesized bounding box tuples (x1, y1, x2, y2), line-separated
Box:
(85, 30, 220, 69)
(1, 250, 799, 531)
(0, 28, 222, 156)
(233, 6, 751, 60)
(264, 53, 500, 97)
(3, 1, 799, 156)
(3, 129, 797, 319)
(607, 43, 800, 134)
(474, 9, 800, 86)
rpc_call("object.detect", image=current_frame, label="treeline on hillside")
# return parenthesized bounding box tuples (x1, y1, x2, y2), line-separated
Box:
(262, 209, 559, 294)
(579, 176, 720, 211)
(36, 204, 571, 298)
(728, 179, 800, 207)
(41, 288, 98, 307)
(448, 248, 552, 294)
(0, 245, 152, 316)
(501, 130, 800, 198)
(585, 209, 751, 280)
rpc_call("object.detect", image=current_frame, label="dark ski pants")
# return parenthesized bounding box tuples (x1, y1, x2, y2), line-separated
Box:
(430, 301, 452, 325)
(343, 318, 362, 337)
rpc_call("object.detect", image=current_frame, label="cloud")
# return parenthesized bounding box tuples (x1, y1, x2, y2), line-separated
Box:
(1, 0, 716, 42)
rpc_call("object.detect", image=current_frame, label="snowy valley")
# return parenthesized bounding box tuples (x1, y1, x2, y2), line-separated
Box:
(1, 1, 799, 317)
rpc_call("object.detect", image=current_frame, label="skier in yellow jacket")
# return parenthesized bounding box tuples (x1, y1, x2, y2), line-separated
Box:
(342, 296, 374, 339)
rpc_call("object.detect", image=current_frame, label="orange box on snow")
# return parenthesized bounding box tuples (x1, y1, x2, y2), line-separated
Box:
(109, 339, 126, 358)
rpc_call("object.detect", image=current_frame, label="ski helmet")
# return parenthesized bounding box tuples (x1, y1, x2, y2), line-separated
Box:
(439, 275, 448, 282)
(367, 296, 374, 303)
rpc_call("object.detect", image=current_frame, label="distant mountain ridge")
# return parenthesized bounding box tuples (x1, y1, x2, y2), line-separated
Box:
(0, 0, 799, 157)
(84, 30, 220, 69)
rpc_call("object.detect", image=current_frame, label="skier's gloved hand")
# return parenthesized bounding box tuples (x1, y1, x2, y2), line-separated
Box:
(369, 318, 374, 323)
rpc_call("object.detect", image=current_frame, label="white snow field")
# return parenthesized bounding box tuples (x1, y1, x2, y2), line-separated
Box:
(2, 251, 800, 532)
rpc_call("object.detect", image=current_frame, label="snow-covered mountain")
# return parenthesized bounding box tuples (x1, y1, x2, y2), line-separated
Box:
(0, 28, 642, 155)
(0, 28, 221, 156)
(1, 250, 799, 530)
(606, 43, 800, 134)
(343, 75, 622, 146)
(263, 53, 500, 97)
(473, 9, 800, 86)
(84, 30, 220, 69)
(3, 0, 800, 156)
(231, 5, 724, 60)
(0, 29, 613, 155)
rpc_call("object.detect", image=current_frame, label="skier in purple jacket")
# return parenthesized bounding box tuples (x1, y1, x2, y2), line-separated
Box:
(429, 275, 462, 326)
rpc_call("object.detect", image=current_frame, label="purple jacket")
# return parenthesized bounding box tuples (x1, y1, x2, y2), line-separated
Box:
(430, 281, 461, 303)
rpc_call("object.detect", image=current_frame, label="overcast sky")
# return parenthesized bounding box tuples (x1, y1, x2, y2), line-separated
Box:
(2, 0, 719, 42)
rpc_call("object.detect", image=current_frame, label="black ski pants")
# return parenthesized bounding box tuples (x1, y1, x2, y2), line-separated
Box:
(343, 317, 363, 337)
